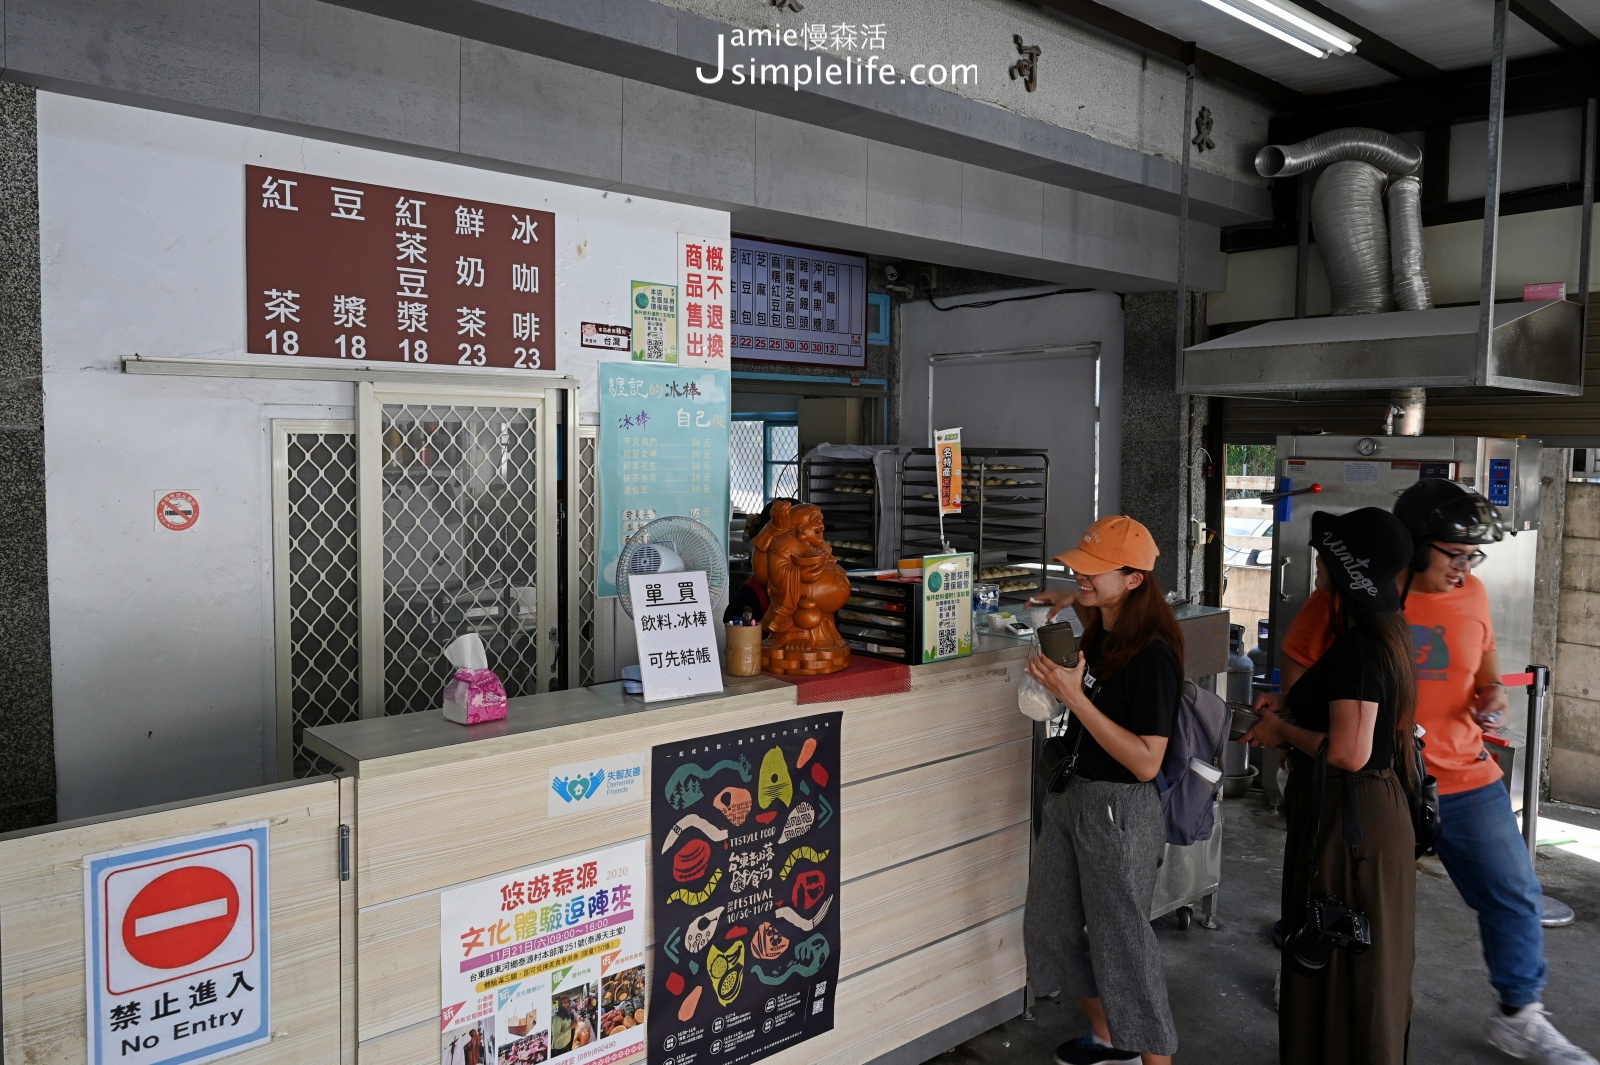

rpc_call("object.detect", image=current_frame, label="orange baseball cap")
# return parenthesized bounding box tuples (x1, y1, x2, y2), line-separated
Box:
(1053, 515, 1160, 574)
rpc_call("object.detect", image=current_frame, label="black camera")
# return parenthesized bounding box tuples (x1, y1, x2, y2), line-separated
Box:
(1284, 894, 1372, 973)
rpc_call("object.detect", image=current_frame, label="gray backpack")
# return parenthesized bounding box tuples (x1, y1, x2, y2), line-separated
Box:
(1155, 681, 1230, 846)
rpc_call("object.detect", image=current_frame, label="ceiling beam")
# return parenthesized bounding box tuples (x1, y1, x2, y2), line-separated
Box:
(1509, 0, 1599, 50)
(1276, 46, 1600, 133)
(1030, 0, 1309, 109)
(1289, 0, 1441, 81)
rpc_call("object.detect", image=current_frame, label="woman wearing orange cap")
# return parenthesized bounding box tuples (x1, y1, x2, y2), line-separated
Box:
(1022, 515, 1182, 1065)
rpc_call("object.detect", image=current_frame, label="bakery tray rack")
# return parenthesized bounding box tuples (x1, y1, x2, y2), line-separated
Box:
(800, 455, 880, 570)
(838, 573, 920, 662)
(898, 448, 1048, 603)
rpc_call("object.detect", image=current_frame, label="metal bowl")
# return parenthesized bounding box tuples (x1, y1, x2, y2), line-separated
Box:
(1222, 766, 1259, 800)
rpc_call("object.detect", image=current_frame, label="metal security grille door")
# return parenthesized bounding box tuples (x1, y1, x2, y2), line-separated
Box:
(577, 427, 599, 686)
(730, 419, 764, 515)
(767, 422, 799, 498)
(271, 421, 361, 779)
(358, 384, 558, 718)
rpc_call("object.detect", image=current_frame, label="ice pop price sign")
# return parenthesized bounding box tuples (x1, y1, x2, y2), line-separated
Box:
(245, 166, 556, 371)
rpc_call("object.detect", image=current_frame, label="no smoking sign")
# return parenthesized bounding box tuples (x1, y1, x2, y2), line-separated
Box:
(155, 490, 200, 532)
(86, 824, 270, 1065)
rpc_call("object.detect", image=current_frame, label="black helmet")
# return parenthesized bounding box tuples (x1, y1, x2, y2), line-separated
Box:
(1394, 479, 1504, 570)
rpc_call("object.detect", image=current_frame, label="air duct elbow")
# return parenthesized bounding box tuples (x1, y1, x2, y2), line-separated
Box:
(1385, 176, 1433, 311)
(1255, 128, 1422, 179)
(1312, 160, 1395, 316)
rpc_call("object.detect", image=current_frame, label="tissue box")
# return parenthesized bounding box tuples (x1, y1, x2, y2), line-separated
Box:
(442, 668, 508, 724)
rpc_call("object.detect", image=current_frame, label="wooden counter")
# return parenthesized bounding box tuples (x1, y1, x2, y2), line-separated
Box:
(306, 638, 1034, 1065)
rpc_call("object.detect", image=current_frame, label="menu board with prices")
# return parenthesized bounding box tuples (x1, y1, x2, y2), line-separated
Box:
(729, 237, 866, 369)
(245, 166, 556, 371)
(597, 363, 731, 598)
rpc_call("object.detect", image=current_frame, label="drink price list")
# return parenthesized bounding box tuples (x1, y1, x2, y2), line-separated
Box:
(597, 363, 732, 598)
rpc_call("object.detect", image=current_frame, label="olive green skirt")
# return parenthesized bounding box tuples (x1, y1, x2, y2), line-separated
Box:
(1280, 762, 1416, 1065)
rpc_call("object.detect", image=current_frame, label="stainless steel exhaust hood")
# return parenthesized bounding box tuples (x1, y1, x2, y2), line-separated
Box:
(1179, 299, 1582, 399)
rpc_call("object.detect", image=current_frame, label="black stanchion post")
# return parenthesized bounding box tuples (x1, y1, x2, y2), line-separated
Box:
(1522, 664, 1547, 859)
(1520, 664, 1575, 928)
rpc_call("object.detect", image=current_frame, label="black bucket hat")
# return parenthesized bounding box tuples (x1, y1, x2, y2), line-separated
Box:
(1311, 508, 1413, 614)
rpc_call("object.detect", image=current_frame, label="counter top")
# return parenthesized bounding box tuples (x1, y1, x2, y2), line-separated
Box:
(305, 636, 1030, 775)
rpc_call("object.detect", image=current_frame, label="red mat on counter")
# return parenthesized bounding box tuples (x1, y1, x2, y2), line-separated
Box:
(780, 655, 911, 705)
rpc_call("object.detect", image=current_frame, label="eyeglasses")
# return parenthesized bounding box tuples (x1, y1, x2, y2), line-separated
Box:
(1430, 543, 1487, 570)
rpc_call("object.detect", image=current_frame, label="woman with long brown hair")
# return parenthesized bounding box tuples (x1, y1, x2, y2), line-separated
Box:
(1241, 508, 1418, 1065)
(1023, 515, 1183, 1065)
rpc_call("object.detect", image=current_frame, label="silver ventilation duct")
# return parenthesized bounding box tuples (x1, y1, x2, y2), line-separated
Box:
(1254, 128, 1422, 180)
(1386, 176, 1432, 311)
(1258, 128, 1429, 318)
(1313, 161, 1395, 315)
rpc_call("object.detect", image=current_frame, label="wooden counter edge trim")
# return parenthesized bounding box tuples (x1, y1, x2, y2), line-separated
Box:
(312, 642, 1028, 779)
(308, 680, 798, 778)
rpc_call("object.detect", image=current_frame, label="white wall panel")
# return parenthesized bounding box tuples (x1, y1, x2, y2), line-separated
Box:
(38, 91, 727, 818)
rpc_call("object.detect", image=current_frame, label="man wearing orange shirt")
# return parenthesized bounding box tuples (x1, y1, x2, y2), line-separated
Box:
(1278, 479, 1593, 1065)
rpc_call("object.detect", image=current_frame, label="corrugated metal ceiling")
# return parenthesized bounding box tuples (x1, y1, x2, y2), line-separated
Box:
(1093, 0, 1600, 94)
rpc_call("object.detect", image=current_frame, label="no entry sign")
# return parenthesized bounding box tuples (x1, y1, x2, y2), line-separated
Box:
(155, 491, 200, 532)
(86, 824, 269, 1065)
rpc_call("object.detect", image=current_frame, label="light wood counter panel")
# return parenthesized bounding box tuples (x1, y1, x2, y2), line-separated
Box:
(355, 819, 1031, 1041)
(840, 738, 1030, 881)
(0, 780, 344, 1065)
(308, 641, 1035, 1058)
(360, 909, 1026, 1065)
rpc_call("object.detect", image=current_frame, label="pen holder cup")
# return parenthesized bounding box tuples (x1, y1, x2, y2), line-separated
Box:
(726, 624, 763, 677)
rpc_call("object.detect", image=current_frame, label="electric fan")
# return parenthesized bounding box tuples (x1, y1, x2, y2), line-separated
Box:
(615, 515, 730, 619)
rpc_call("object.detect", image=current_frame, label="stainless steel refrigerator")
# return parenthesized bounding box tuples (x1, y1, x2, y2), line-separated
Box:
(1269, 435, 1543, 798)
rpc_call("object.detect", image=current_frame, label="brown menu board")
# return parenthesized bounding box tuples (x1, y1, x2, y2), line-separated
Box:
(245, 166, 556, 371)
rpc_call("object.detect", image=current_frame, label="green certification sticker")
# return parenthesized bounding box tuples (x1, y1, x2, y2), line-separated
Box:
(631, 281, 679, 363)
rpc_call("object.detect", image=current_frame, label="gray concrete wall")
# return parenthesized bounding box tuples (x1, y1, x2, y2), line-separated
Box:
(0, 81, 53, 831)
(0, 0, 1235, 292)
(1553, 482, 1600, 806)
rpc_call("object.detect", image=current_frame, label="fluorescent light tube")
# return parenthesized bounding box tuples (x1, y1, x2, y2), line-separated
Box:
(1192, 0, 1361, 58)
(1242, 0, 1359, 53)
(1194, 0, 1331, 56)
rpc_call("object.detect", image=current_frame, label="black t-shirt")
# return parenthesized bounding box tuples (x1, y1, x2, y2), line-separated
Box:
(1063, 633, 1180, 784)
(1285, 627, 1395, 771)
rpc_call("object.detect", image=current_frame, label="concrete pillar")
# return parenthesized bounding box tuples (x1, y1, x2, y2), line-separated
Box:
(0, 82, 55, 830)
(1532, 448, 1568, 800)
(1119, 291, 1209, 603)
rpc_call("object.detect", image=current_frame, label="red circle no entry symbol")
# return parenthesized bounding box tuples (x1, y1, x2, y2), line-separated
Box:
(157, 491, 199, 531)
(121, 866, 240, 970)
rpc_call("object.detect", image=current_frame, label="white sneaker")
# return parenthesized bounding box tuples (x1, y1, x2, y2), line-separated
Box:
(1485, 1003, 1598, 1065)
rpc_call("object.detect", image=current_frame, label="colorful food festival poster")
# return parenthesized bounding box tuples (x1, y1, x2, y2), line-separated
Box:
(440, 841, 648, 1065)
(649, 713, 842, 1065)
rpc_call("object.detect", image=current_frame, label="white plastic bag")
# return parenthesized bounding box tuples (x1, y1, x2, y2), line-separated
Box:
(1018, 673, 1062, 722)
(1017, 636, 1066, 723)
